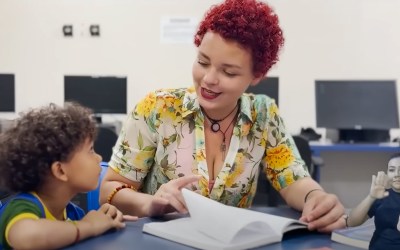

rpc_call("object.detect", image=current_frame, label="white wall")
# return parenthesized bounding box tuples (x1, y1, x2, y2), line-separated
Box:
(1, 0, 400, 135)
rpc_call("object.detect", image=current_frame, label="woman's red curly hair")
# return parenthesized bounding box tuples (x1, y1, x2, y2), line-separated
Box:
(194, 0, 284, 77)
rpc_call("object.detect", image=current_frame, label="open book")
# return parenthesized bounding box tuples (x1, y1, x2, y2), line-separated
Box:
(331, 219, 374, 249)
(143, 189, 307, 250)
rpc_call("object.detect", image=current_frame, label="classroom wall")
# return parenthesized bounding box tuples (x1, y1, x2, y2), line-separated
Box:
(1, 0, 400, 136)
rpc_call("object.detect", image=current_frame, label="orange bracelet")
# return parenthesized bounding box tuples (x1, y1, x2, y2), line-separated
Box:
(107, 184, 136, 204)
(71, 221, 80, 244)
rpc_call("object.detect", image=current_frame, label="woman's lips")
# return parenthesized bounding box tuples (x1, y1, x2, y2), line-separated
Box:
(201, 87, 221, 100)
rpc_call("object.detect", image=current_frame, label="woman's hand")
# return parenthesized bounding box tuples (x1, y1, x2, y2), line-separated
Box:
(300, 191, 345, 233)
(145, 175, 201, 217)
(369, 171, 390, 199)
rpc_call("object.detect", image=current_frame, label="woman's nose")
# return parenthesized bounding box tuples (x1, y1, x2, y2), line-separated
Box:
(203, 68, 218, 85)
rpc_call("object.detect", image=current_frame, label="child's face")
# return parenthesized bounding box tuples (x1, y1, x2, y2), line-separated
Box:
(387, 156, 400, 191)
(64, 138, 103, 192)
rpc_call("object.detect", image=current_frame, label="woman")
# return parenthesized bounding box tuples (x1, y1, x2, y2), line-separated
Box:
(347, 153, 400, 249)
(100, 0, 345, 232)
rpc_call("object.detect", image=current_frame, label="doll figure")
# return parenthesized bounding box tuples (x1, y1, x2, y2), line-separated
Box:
(347, 153, 400, 250)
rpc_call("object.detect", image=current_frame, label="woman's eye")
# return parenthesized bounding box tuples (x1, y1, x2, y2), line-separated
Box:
(224, 71, 237, 77)
(198, 60, 208, 66)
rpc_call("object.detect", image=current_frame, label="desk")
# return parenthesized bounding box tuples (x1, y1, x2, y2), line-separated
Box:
(310, 141, 399, 181)
(310, 141, 399, 153)
(63, 207, 359, 250)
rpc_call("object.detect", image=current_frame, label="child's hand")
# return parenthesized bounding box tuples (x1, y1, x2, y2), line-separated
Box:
(81, 203, 138, 236)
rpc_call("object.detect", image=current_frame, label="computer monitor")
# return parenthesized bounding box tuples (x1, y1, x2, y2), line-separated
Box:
(315, 80, 399, 143)
(64, 75, 127, 122)
(246, 77, 279, 106)
(0, 74, 15, 112)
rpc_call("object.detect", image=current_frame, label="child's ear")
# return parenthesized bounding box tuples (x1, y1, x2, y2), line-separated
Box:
(50, 161, 68, 182)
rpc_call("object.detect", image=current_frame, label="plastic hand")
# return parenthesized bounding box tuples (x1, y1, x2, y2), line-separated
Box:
(369, 171, 389, 199)
(81, 203, 138, 236)
(397, 215, 400, 231)
(300, 191, 345, 233)
(145, 175, 201, 217)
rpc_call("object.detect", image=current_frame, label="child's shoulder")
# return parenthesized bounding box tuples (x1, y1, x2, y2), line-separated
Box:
(0, 193, 44, 219)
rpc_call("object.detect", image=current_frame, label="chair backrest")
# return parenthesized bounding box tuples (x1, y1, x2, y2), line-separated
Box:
(253, 135, 313, 207)
(94, 125, 118, 162)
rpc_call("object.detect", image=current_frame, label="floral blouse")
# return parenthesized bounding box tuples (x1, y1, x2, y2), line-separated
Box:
(109, 87, 309, 208)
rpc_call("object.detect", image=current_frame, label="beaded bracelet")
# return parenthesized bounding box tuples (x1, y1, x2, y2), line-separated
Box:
(70, 221, 80, 244)
(304, 188, 323, 203)
(107, 184, 136, 204)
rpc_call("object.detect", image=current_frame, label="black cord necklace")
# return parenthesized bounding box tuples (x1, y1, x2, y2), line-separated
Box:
(202, 104, 238, 133)
(202, 104, 239, 160)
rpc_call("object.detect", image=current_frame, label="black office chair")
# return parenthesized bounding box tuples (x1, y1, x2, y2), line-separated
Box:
(253, 135, 323, 207)
(94, 125, 118, 162)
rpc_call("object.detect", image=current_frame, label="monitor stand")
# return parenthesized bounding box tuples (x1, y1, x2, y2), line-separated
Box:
(94, 114, 102, 124)
(338, 129, 390, 143)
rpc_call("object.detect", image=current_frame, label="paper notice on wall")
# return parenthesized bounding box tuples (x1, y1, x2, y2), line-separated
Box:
(160, 17, 198, 44)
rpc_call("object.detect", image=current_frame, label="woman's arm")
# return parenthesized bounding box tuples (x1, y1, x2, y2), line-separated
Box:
(281, 177, 346, 232)
(100, 167, 200, 217)
(347, 171, 389, 227)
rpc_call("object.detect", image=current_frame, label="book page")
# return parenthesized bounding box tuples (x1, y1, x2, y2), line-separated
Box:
(182, 189, 306, 244)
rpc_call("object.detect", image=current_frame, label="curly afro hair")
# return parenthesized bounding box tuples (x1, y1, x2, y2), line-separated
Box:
(194, 0, 284, 77)
(0, 102, 97, 193)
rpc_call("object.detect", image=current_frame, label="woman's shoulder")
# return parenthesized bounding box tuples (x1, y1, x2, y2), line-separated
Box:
(241, 92, 277, 109)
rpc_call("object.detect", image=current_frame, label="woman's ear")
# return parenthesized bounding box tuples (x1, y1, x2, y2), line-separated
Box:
(250, 76, 264, 86)
(50, 161, 68, 182)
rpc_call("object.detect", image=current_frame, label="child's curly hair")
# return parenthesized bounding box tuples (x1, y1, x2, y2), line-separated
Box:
(0, 102, 97, 192)
(194, 0, 284, 77)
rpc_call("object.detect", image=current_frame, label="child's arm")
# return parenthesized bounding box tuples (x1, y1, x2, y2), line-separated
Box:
(6, 204, 137, 250)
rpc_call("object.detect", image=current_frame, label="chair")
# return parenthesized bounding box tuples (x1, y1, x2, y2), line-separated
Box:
(252, 135, 323, 207)
(94, 125, 118, 162)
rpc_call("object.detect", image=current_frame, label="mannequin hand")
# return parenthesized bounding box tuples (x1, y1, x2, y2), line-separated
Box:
(369, 171, 389, 199)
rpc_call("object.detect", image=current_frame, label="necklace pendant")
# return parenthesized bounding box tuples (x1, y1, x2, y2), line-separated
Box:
(211, 122, 220, 133)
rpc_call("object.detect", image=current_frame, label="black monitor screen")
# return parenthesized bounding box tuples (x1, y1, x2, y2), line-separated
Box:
(316, 80, 399, 130)
(246, 77, 279, 106)
(0, 74, 15, 112)
(64, 76, 127, 114)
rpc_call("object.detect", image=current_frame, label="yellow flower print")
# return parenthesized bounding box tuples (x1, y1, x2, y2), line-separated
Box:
(259, 129, 268, 148)
(195, 148, 206, 162)
(135, 92, 156, 118)
(238, 194, 249, 208)
(199, 176, 210, 196)
(132, 150, 154, 170)
(269, 103, 278, 119)
(241, 122, 251, 137)
(266, 144, 294, 170)
(157, 96, 183, 123)
(251, 109, 257, 121)
(282, 168, 295, 185)
(225, 164, 244, 188)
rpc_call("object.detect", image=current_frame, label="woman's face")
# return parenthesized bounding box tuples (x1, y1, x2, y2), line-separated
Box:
(192, 31, 261, 117)
(387, 156, 400, 191)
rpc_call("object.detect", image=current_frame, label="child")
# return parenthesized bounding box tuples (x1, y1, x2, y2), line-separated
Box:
(347, 153, 400, 250)
(0, 102, 137, 250)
